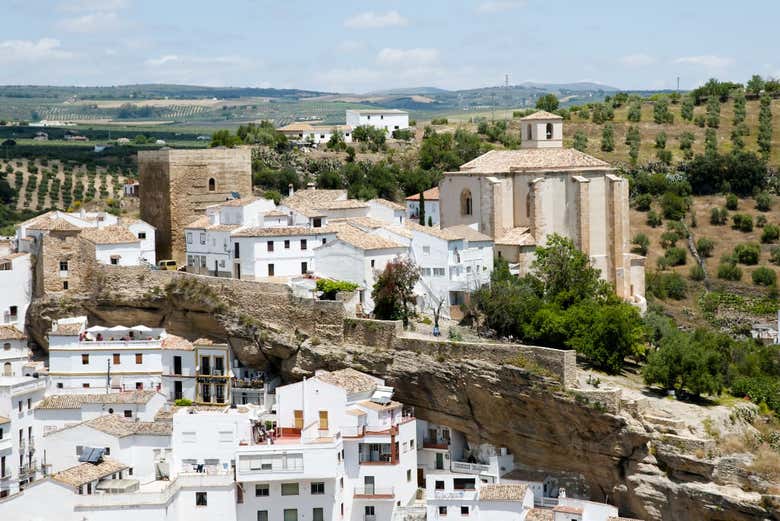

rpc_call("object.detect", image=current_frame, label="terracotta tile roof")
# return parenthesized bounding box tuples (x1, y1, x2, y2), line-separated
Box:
(408, 221, 492, 242)
(331, 217, 386, 230)
(185, 216, 210, 229)
(0, 416, 9, 424)
(478, 483, 529, 501)
(314, 199, 369, 210)
(316, 368, 378, 394)
(193, 337, 214, 345)
(442, 225, 493, 242)
(264, 210, 289, 217)
(281, 189, 347, 217)
(405, 187, 439, 201)
(457, 148, 610, 173)
(52, 457, 129, 488)
(496, 227, 536, 246)
(161, 334, 194, 351)
(525, 509, 553, 521)
(369, 198, 405, 211)
(218, 196, 258, 207)
(346, 408, 367, 416)
(329, 223, 405, 251)
(27, 215, 81, 232)
(0, 325, 25, 340)
(231, 225, 337, 238)
(51, 322, 85, 336)
(82, 414, 172, 437)
(80, 225, 140, 244)
(278, 122, 316, 132)
(359, 399, 402, 411)
(0, 252, 29, 262)
(520, 110, 563, 121)
(553, 505, 584, 514)
(37, 391, 159, 409)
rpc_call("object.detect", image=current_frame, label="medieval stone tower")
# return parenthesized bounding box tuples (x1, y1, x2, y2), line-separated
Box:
(138, 148, 253, 263)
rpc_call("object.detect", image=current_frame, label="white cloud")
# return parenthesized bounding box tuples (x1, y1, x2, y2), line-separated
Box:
(674, 55, 734, 68)
(344, 11, 408, 29)
(0, 38, 74, 64)
(145, 55, 179, 67)
(377, 48, 439, 66)
(620, 53, 656, 67)
(476, 1, 525, 13)
(58, 11, 120, 33)
(58, 0, 129, 12)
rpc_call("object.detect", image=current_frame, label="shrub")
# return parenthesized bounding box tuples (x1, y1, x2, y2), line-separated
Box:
(316, 278, 359, 300)
(734, 243, 761, 265)
(647, 210, 662, 227)
(664, 246, 687, 266)
(661, 191, 687, 220)
(631, 233, 649, 255)
(648, 272, 688, 300)
(689, 265, 706, 281)
(431, 118, 448, 125)
(710, 207, 728, 225)
(174, 398, 193, 406)
(752, 267, 777, 286)
(660, 231, 680, 249)
(634, 193, 652, 211)
(717, 262, 743, 281)
(732, 213, 753, 232)
(696, 237, 715, 257)
(725, 193, 739, 210)
(757, 215, 768, 228)
(761, 224, 780, 244)
(771, 246, 780, 265)
(756, 192, 772, 212)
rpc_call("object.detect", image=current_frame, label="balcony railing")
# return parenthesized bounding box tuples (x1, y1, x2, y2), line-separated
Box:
(450, 460, 491, 474)
(354, 486, 394, 499)
(422, 438, 449, 450)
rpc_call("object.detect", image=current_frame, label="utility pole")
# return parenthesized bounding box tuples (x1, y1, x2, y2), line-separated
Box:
(676, 76, 680, 95)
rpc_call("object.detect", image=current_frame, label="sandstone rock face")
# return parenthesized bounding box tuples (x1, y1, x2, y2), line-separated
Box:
(24, 268, 780, 521)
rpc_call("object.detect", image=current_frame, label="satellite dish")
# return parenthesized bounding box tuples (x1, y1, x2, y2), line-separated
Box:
(230, 192, 241, 200)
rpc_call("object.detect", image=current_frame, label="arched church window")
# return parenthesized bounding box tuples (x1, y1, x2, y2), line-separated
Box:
(208, 178, 216, 192)
(546, 123, 553, 140)
(461, 189, 473, 216)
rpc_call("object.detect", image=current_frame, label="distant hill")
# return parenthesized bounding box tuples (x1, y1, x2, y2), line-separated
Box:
(517, 81, 620, 92)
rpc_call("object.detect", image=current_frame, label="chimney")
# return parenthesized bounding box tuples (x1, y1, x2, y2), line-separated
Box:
(288, 183, 294, 197)
(307, 182, 316, 191)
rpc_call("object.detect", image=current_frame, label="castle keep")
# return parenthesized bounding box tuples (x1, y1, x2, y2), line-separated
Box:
(139, 148, 253, 263)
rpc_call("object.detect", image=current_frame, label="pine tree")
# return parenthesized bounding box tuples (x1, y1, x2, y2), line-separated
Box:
(418, 189, 426, 226)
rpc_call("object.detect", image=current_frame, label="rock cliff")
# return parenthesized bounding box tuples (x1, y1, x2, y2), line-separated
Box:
(25, 269, 780, 521)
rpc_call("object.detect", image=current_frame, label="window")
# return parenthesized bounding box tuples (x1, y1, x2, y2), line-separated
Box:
(138, 232, 146, 239)
(111, 353, 120, 364)
(234, 242, 240, 259)
(196, 491, 208, 506)
(370, 259, 375, 268)
(312, 507, 324, 521)
(257, 511, 268, 521)
(59, 260, 68, 271)
(461, 506, 470, 516)
(124, 410, 132, 418)
(423, 246, 430, 255)
(322, 238, 327, 245)
(110, 256, 119, 265)
(281, 483, 299, 496)
(268, 264, 275, 277)
(435, 480, 445, 490)
(135, 353, 143, 364)
(318, 410, 328, 430)
(8, 306, 16, 317)
(283, 509, 298, 521)
(187, 233, 193, 244)
(284, 240, 290, 249)
(438, 506, 447, 516)
(433, 268, 446, 277)
(135, 382, 143, 390)
(460, 189, 472, 216)
(313, 218, 322, 228)
(173, 355, 182, 375)
(208, 178, 216, 192)
(311, 481, 325, 495)
(267, 241, 274, 252)
(546, 122, 553, 140)
(104, 447, 111, 456)
(300, 239, 307, 250)
(56, 382, 63, 389)
(527, 124, 532, 141)
(301, 262, 308, 274)
(255, 483, 269, 497)
(407, 469, 412, 482)
(82, 383, 90, 388)
(365, 506, 376, 517)
(63, 281, 69, 290)
(200, 233, 206, 245)
(81, 354, 89, 365)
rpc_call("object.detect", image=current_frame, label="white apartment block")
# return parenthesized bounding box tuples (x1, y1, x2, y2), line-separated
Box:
(346, 109, 409, 134)
(0, 249, 32, 331)
(405, 187, 441, 226)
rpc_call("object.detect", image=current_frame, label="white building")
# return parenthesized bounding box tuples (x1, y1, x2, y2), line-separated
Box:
(235, 368, 417, 521)
(120, 218, 157, 265)
(346, 110, 409, 134)
(0, 250, 32, 331)
(405, 187, 441, 226)
(406, 223, 494, 320)
(80, 225, 151, 267)
(0, 375, 47, 496)
(367, 199, 406, 226)
(161, 335, 233, 404)
(278, 123, 354, 146)
(1, 326, 30, 378)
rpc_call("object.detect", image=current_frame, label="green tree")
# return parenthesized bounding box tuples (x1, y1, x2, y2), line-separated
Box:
(643, 329, 724, 397)
(681, 97, 695, 121)
(752, 266, 776, 286)
(535, 93, 559, 112)
(371, 258, 420, 327)
(600, 124, 615, 152)
(696, 237, 715, 257)
(572, 130, 588, 152)
(756, 192, 772, 212)
(757, 94, 773, 160)
(210, 129, 242, 148)
(747, 74, 765, 96)
(678, 131, 694, 159)
(627, 102, 641, 122)
(706, 97, 721, 128)
(733, 90, 747, 126)
(704, 128, 718, 156)
(418, 189, 426, 226)
(653, 98, 674, 124)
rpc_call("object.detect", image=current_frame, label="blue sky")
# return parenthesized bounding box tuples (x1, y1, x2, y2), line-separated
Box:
(2, 0, 778, 92)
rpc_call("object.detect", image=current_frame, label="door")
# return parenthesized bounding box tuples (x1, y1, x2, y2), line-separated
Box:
(294, 410, 303, 429)
(435, 452, 444, 470)
(417, 468, 425, 487)
(201, 356, 210, 375)
(364, 476, 375, 495)
(173, 356, 182, 375)
(174, 381, 183, 400)
(318, 410, 328, 430)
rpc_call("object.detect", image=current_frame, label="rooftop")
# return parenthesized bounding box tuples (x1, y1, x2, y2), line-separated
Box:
(478, 483, 529, 501)
(231, 225, 336, 238)
(405, 187, 440, 201)
(26, 215, 81, 232)
(525, 509, 553, 521)
(0, 324, 26, 340)
(80, 225, 140, 244)
(52, 457, 129, 488)
(495, 227, 536, 246)
(348, 109, 407, 114)
(457, 148, 610, 174)
(314, 199, 370, 210)
(316, 368, 379, 395)
(520, 110, 563, 121)
(406, 221, 491, 242)
(80, 414, 172, 438)
(553, 505, 584, 514)
(37, 391, 159, 409)
(329, 223, 405, 251)
(160, 334, 194, 351)
(359, 399, 402, 411)
(281, 189, 347, 217)
(369, 198, 405, 211)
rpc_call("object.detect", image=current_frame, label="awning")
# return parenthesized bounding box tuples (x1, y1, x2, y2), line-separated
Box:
(85, 325, 107, 333)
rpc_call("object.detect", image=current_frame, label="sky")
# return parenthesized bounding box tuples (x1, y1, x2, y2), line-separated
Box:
(2, 0, 779, 93)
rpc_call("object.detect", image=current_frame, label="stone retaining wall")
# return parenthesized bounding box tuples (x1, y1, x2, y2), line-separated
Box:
(343, 318, 402, 349)
(572, 388, 623, 414)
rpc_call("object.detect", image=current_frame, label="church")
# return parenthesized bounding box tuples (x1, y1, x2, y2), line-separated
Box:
(439, 111, 645, 307)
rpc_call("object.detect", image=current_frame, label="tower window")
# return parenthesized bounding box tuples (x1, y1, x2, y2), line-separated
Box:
(546, 123, 553, 140)
(208, 178, 216, 192)
(461, 189, 473, 216)
(527, 124, 532, 141)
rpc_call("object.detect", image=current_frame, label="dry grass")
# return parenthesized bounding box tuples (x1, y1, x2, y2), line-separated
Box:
(750, 445, 780, 480)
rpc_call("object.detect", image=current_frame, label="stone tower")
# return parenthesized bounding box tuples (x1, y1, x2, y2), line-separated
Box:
(138, 148, 253, 263)
(519, 110, 563, 149)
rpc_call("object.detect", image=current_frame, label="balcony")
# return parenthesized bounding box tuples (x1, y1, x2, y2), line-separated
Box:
(422, 438, 449, 450)
(354, 486, 394, 499)
(450, 460, 491, 475)
(429, 489, 477, 500)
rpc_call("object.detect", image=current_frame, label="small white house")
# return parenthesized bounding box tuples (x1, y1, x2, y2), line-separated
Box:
(120, 218, 157, 265)
(0, 325, 30, 377)
(278, 122, 354, 146)
(406, 187, 441, 226)
(367, 199, 406, 225)
(0, 251, 32, 331)
(346, 109, 409, 134)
